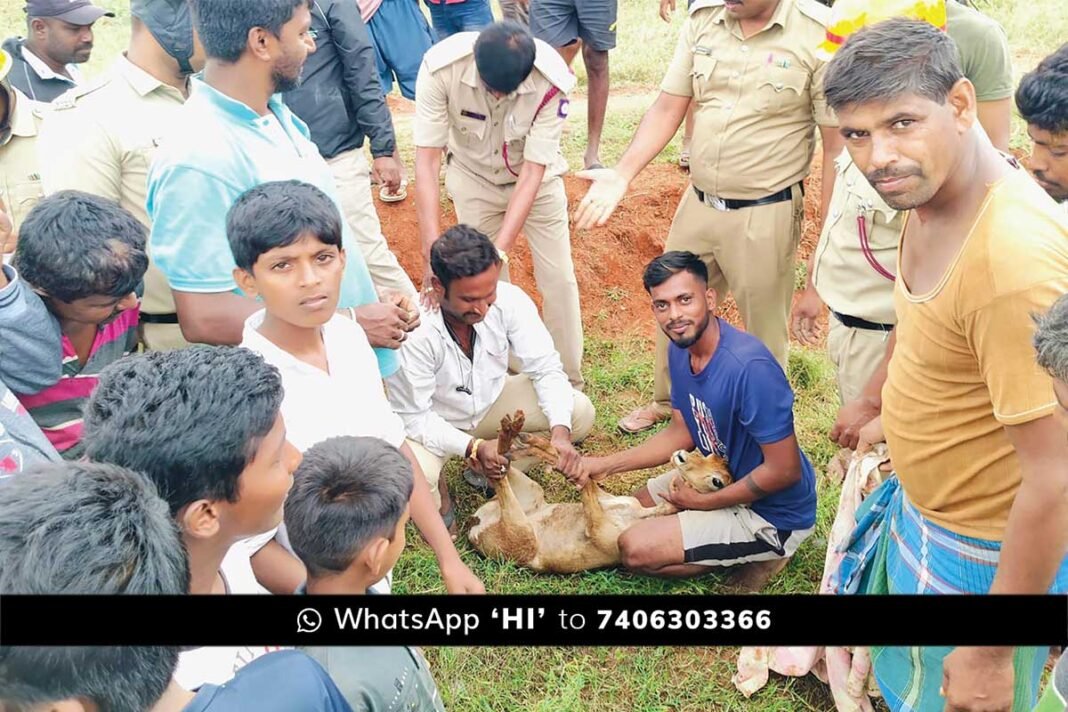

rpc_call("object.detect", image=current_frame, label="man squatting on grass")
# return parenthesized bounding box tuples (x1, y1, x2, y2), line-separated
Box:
(823, 19, 1068, 712)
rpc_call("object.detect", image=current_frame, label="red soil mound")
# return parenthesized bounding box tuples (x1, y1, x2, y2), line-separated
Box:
(377, 158, 826, 344)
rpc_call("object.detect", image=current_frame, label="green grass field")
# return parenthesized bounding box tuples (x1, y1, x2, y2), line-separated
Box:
(2, 0, 1063, 709)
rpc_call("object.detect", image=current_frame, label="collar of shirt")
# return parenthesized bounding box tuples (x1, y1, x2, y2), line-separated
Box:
(115, 53, 187, 101)
(713, 0, 792, 35)
(240, 309, 332, 379)
(20, 44, 81, 85)
(421, 302, 512, 427)
(190, 76, 302, 135)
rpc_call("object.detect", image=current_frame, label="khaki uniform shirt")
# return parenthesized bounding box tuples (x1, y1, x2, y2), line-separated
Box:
(414, 32, 575, 186)
(38, 56, 186, 317)
(808, 4, 1012, 326)
(660, 0, 835, 200)
(0, 86, 43, 234)
(810, 151, 900, 325)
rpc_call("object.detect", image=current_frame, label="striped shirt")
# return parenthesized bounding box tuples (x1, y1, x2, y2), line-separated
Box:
(17, 308, 140, 459)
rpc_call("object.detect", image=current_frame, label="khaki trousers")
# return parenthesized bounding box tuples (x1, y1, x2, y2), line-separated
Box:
(140, 259, 187, 351)
(327, 149, 416, 297)
(653, 185, 803, 405)
(445, 163, 584, 388)
(408, 373, 596, 505)
(826, 317, 891, 405)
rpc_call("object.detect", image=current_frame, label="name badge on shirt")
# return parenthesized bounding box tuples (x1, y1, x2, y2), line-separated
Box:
(460, 109, 487, 121)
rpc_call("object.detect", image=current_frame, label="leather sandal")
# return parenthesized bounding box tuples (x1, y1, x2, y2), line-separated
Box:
(617, 402, 672, 434)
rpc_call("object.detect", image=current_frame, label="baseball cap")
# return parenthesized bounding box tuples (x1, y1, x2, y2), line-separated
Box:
(24, 0, 115, 26)
(818, 0, 946, 59)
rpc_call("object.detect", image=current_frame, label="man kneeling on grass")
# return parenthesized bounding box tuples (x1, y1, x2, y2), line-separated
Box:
(569, 251, 817, 578)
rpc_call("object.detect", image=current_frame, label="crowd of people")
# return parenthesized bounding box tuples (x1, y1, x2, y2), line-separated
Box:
(0, 0, 1066, 709)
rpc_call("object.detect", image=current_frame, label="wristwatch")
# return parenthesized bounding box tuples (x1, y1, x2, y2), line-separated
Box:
(497, 248, 510, 266)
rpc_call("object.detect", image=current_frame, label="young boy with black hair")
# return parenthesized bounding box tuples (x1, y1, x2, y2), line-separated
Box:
(0, 461, 355, 712)
(81, 345, 302, 689)
(229, 179, 483, 596)
(285, 436, 446, 712)
(1, 190, 146, 458)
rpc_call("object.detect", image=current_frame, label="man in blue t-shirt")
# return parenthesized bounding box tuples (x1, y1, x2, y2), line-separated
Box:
(574, 251, 817, 577)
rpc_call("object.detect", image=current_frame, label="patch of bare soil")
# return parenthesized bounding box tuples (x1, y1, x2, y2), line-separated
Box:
(377, 156, 828, 344)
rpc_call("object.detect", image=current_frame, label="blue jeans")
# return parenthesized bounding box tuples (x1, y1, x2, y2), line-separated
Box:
(425, 0, 494, 41)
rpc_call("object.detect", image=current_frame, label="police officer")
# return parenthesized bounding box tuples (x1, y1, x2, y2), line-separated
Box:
(414, 21, 585, 389)
(791, 0, 1016, 450)
(0, 49, 43, 253)
(576, 0, 842, 433)
(37, 0, 203, 351)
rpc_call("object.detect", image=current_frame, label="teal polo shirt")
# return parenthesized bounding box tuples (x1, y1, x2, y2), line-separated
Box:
(146, 78, 397, 377)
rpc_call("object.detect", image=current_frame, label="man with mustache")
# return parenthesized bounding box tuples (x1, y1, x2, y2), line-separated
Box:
(576, 0, 843, 435)
(567, 251, 816, 581)
(825, 20, 1068, 712)
(2, 0, 113, 104)
(1017, 43, 1068, 211)
(386, 225, 593, 516)
(789, 0, 1015, 451)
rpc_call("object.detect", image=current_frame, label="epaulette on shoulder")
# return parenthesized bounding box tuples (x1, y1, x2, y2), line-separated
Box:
(688, 0, 723, 16)
(532, 39, 576, 93)
(51, 74, 110, 110)
(423, 31, 478, 73)
(796, 0, 832, 27)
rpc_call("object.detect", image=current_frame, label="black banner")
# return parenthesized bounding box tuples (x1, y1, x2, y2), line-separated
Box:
(2, 595, 1064, 647)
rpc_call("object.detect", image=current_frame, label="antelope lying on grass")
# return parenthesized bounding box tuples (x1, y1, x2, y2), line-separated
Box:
(467, 411, 732, 574)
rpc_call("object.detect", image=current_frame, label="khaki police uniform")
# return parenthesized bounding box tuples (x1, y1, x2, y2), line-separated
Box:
(38, 56, 188, 351)
(414, 32, 585, 388)
(652, 0, 836, 405)
(811, 150, 898, 403)
(0, 85, 43, 240)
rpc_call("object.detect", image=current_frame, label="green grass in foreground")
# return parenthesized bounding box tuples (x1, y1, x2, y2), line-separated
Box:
(395, 340, 845, 708)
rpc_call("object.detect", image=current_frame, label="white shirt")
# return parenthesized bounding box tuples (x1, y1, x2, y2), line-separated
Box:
(386, 282, 573, 458)
(172, 541, 275, 690)
(239, 310, 404, 594)
(241, 310, 406, 452)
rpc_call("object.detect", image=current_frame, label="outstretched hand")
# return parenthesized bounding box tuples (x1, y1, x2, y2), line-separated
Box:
(574, 168, 628, 230)
(659, 0, 677, 22)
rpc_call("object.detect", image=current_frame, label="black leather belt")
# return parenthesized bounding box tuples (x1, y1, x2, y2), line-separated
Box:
(139, 312, 180, 325)
(832, 311, 894, 332)
(692, 183, 798, 211)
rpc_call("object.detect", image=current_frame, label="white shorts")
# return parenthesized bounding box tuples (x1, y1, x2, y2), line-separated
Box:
(646, 470, 814, 567)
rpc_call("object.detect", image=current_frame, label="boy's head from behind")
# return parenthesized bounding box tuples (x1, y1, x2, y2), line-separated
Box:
(228, 180, 346, 330)
(82, 346, 301, 545)
(0, 461, 186, 712)
(284, 437, 413, 590)
(13, 191, 147, 327)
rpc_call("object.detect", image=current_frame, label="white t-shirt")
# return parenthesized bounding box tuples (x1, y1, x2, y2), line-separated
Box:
(240, 310, 407, 592)
(172, 540, 277, 690)
(241, 310, 407, 452)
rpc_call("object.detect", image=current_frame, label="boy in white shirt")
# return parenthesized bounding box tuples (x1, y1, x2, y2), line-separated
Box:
(230, 179, 483, 595)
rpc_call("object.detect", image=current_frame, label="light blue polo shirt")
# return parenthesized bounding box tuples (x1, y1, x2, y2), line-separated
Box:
(146, 78, 397, 377)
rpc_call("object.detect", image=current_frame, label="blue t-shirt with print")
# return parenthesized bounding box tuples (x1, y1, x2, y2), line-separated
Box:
(183, 650, 352, 711)
(669, 319, 816, 531)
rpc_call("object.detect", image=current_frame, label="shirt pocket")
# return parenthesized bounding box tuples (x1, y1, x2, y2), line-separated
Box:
(754, 66, 809, 114)
(690, 54, 719, 103)
(8, 178, 43, 226)
(456, 114, 487, 149)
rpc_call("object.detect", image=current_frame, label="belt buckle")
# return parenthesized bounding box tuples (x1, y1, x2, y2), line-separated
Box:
(706, 194, 730, 211)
